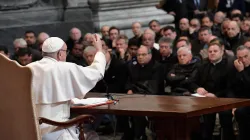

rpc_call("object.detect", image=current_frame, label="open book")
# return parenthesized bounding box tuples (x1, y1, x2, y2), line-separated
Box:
(71, 98, 109, 106)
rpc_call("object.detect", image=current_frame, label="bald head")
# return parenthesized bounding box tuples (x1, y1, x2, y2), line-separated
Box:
(132, 22, 142, 37)
(101, 25, 110, 38)
(70, 27, 82, 41)
(227, 21, 240, 38)
(142, 32, 155, 48)
(179, 18, 190, 31)
(214, 11, 225, 24)
(38, 32, 49, 44)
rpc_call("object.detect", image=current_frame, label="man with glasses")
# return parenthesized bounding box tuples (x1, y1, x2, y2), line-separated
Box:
(126, 45, 164, 140)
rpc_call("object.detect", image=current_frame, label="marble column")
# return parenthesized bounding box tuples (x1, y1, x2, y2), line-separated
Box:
(88, 0, 174, 37)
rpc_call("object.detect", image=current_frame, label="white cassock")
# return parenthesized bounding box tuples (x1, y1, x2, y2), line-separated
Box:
(27, 51, 106, 140)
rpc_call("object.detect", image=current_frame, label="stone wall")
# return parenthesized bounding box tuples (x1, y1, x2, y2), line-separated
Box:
(0, 0, 174, 53)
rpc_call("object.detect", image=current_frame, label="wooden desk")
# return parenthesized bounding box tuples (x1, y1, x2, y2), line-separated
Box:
(71, 93, 250, 140)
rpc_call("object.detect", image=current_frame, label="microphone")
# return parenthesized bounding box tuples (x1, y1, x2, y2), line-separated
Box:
(101, 78, 118, 104)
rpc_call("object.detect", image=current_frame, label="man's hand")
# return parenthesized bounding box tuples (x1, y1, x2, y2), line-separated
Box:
(205, 93, 217, 98)
(234, 59, 244, 72)
(92, 34, 102, 52)
(127, 90, 133, 95)
(194, 10, 201, 15)
(168, 11, 176, 16)
(196, 87, 208, 95)
(225, 50, 234, 57)
(200, 49, 208, 60)
(118, 48, 125, 59)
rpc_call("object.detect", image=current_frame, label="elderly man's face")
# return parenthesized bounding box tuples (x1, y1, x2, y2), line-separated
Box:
(71, 44, 83, 57)
(190, 20, 200, 31)
(227, 22, 240, 38)
(101, 26, 110, 38)
(70, 28, 81, 41)
(222, 21, 230, 35)
(84, 50, 97, 65)
(237, 48, 250, 67)
(58, 44, 68, 62)
(241, 20, 250, 33)
(18, 54, 32, 66)
(25, 33, 36, 45)
(214, 12, 224, 24)
(163, 29, 176, 40)
(137, 46, 152, 65)
(149, 21, 161, 33)
(14, 43, 27, 53)
(177, 49, 192, 65)
(109, 29, 119, 41)
(179, 19, 189, 31)
(142, 34, 154, 48)
(132, 23, 142, 37)
(159, 42, 172, 57)
(208, 45, 223, 63)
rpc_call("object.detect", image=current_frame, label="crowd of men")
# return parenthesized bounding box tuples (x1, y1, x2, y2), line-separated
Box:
(1, 0, 250, 140)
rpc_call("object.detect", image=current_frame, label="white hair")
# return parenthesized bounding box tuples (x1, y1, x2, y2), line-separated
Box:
(177, 46, 192, 55)
(13, 38, 27, 48)
(83, 46, 96, 54)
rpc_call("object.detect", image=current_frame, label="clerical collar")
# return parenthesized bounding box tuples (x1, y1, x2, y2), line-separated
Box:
(211, 57, 222, 65)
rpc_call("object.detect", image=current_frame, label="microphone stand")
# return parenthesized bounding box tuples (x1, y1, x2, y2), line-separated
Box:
(102, 79, 118, 104)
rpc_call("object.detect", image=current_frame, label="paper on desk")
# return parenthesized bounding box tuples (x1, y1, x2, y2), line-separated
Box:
(71, 98, 108, 105)
(191, 93, 206, 97)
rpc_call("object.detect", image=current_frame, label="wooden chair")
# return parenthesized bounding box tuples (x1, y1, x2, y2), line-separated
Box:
(0, 54, 94, 140)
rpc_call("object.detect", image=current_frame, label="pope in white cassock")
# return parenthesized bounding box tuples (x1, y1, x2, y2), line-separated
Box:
(27, 35, 106, 140)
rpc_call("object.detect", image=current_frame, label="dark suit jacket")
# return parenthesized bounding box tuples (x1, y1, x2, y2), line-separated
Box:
(218, 0, 246, 14)
(163, 0, 188, 20)
(92, 56, 128, 93)
(187, 0, 208, 18)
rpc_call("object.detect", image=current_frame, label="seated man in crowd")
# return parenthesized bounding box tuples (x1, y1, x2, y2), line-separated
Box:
(16, 48, 33, 66)
(12, 38, 42, 62)
(27, 35, 106, 140)
(231, 45, 250, 140)
(83, 46, 97, 66)
(167, 46, 199, 96)
(158, 37, 178, 76)
(125, 45, 164, 140)
(66, 42, 87, 67)
(188, 42, 235, 140)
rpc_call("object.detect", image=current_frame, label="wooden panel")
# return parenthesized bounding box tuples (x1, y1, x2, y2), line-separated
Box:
(0, 54, 40, 140)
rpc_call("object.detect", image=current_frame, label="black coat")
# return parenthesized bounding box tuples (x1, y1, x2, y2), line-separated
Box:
(126, 60, 165, 95)
(189, 57, 235, 97)
(231, 66, 250, 98)
(163, 0, 188, 21)
(167, 58, 200, 95)
(92, 56, 128, 93)
(66, 54, 87, 67)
